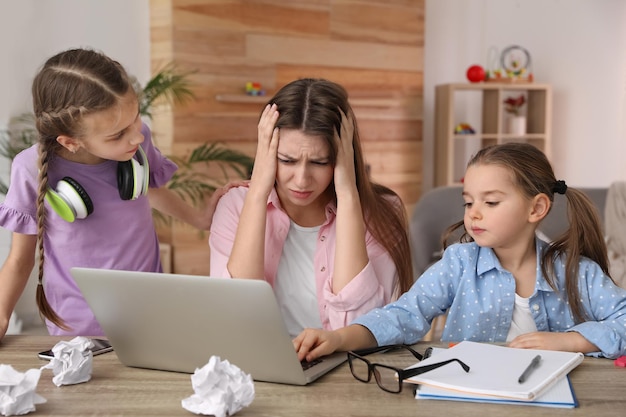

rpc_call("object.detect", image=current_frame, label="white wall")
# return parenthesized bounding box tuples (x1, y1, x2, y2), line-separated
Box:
(423, 0, 626, 191)
(0, 0, 150, 326)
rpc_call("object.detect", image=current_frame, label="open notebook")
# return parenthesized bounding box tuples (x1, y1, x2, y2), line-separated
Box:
(405, 341, 583, 401)
(70, 267, 346, 385)
(414, 346, 579, 408)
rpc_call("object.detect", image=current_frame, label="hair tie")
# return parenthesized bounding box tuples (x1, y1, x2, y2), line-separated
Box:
(553, 180, 567, 195)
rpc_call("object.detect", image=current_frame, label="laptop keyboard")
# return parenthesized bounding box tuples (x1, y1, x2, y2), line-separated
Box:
(301, 358, 323, 370)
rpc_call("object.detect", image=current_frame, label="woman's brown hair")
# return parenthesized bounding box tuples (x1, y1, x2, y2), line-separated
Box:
(442, 142, 611, 322)
(32, 48, 134, 329)
(265, 78, 413, 295)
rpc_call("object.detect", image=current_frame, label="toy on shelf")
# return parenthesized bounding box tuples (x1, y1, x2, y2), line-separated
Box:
(466, 65, 486, 83)
(454, 123, 476, 134)
(476, 45, 535, 83)
(484, 46, 504, 82)
(501, 45, 533, 80)
(245, 82, 265, 96)
(486, 45, 534, 83)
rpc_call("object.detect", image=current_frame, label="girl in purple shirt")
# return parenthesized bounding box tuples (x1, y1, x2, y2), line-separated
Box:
(0, 48, 222, 339)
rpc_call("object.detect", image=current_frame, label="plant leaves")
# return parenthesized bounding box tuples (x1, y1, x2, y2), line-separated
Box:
(137, 63, 196, 119)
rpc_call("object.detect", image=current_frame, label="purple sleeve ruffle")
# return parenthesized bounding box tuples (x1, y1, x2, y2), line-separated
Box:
(0, 204, 37, 235)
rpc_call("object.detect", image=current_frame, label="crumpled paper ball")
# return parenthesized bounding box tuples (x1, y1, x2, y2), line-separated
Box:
(181, 356, 255, 416)
(42, 336, 94, 387)
(0, 364, 46, 416)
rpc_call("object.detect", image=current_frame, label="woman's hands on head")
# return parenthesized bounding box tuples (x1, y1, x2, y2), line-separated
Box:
(249, 104, 280, 199)
(224, 104, 278, 280)
(333, 109, 358, 196)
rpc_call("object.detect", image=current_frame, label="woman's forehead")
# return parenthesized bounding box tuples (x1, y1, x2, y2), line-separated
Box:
(277, 129, 329, 156)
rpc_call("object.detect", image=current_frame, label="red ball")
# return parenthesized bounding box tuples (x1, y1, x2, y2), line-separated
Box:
(466, 65, 485, 83)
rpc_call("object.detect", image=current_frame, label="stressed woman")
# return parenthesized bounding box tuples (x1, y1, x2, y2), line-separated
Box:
(209, 78, 412, 336)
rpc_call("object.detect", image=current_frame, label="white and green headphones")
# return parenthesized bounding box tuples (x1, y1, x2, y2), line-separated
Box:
(45, 146, 150, 222)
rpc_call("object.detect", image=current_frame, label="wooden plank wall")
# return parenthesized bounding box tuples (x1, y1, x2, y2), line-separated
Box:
(150, 0, 425, 275)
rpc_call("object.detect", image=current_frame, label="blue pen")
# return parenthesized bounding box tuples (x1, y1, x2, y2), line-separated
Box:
(518, 355, 541, 383)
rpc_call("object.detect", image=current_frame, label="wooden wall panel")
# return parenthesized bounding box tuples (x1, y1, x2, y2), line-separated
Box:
(150, 0, 425, 275)
(331, 1, 423, 45)
(174, 1, 331, 35)
(276, 65, 423, 91)
(246, 34, 422, 72)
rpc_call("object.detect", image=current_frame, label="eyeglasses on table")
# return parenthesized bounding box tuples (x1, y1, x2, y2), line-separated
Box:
(347, 344, 470, 394)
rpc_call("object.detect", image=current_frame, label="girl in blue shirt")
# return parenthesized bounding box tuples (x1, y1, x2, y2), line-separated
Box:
(294, 142, 626, 360)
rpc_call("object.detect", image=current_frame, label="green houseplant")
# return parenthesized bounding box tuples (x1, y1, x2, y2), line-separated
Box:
(0, 65, 254, 217)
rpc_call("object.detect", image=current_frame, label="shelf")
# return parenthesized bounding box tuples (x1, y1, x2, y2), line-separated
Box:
(453, 133, 547, 140)
(440, 82, 550, 91)
(434, 83, 552, 186)
(215, 94, 407, 108)
(215, 94, 267, 104)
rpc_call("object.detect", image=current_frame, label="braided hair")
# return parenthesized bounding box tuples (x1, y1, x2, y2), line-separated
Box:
(32, 48, 133, 329)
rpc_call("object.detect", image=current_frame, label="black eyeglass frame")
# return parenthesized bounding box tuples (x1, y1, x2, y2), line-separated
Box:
(347, 344, 470, 394)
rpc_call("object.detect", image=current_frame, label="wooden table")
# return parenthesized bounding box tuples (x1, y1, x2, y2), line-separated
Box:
(1, 335, 625, 416)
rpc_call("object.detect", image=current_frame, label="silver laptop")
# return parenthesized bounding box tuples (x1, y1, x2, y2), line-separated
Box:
(70, 267, 346, 385)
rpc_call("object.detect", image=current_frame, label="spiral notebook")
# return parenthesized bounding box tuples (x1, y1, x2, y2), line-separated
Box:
(405, 341, 583, 402)
(414, 347, 578, 408)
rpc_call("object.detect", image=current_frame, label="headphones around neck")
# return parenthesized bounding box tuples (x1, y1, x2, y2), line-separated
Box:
(45, 146, 150, 222)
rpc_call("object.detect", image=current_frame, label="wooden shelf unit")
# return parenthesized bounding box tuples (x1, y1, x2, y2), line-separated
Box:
(434, 82, 552, 186)
(215, 93, 409, 108)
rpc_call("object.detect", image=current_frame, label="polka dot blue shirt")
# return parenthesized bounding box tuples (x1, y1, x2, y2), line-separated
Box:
(353, 239, 626, 358)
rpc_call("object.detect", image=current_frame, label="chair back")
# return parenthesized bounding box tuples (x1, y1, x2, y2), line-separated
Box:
(539, 187, 607, 240)
(410, 186, 464, 278)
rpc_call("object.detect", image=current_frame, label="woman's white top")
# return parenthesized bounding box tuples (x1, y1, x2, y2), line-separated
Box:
(274, 221, 323, 337)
